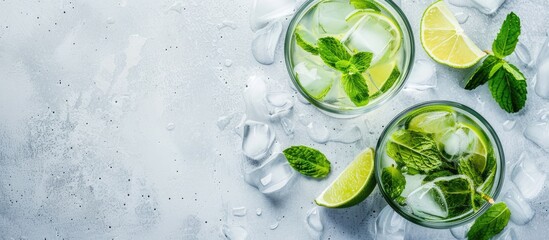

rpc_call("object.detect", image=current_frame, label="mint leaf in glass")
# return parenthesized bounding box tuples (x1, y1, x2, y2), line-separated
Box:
(467, 202, 511, 240)
(382, 166, 406, 199)
(386, 130, 443, 173)
(349, 52, 373, 73)
(458, 156, 484, 186)
(492, 12, 521, 58)
(488, 64, 527, 113)
(295, 32, 319, 55)
(422, 170, 453, 184)
(433, 176, 476, 217)
(318, 37, 352, 69)
(341, 73, 370, 106)
(350, 0, 381, 12)
(283, 146, 331, 178)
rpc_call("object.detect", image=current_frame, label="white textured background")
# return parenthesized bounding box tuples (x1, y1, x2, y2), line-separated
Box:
(0, 0, 548, 239)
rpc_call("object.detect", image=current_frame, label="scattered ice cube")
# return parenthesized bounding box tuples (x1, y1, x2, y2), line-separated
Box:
(280, 117, 295, 136)
(375, 206, 407, 240)
(249, 0, 295, 31)
(342, 13, 396, 64)
(269, 220, 279, 230)
(449, 222, 472, 239)
(306, 207, 323, 240)
(243, 75, 269, 122)
(330, 125, 363, 144)
(256, 208, 262, 216)
(266, 92, 294, 120)
(306, 122, 330, 143)
(534, 30, 549, 99)
(221, 224, 249, 240)
(232, 207, 247, 217)
(405, 59, 437, 91)
(502, 119, 516, 131)
(244, 153, 295, 194)
(314, 0, 354, 35)
(242, 120, 275, 160)
(447, 0, 506, 14)
(524, 121, 549, 152)
(224, 59, 233, 67)
(406, 183, 448, 219)
(494, 227, 518, 240)
(511, 152, 547, 199)
(454, 12, 469, 24)
(502, 188, 535, 225)
(166, 122, 175, 131)
(515, 42, 532, 67)
(252, 20, 283, 65)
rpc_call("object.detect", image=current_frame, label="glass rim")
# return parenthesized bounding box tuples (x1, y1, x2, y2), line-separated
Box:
(374, 100, 506, 229)
(283, 0, 416, 116)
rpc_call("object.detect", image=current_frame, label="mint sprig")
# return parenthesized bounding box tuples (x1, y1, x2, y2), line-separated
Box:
(283, 146, 331, 178)
(467, 202, 511, 240)
(464, 12, 527, 113)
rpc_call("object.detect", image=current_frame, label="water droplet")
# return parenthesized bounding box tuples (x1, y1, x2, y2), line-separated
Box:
(454, 12, 469, 24)
(232, 207, 247, 217)
(167, 1, 183, 13)
(221, 224, 249, 240)
(306, 207, 323, 240)
(306, 122, 330, 143)
(217, 20, 238, 30)
(256, 208, 262, 216)
(330, 125, 362, 144)
(217, 115, 234, 131)
(224, 59, 233, 67)
(269, 220, 279, 230)
(166, 122, 175, 131)
(106, 17, 115, 24)
(502, 119, 516, 131)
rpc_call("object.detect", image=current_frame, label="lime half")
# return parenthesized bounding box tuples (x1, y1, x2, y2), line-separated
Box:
(315, 148, 376, 208)
(420, 1, 486, 68)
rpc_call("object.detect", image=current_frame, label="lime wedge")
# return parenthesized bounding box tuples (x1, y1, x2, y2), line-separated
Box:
(315, 148, 376, 208)
(407, 110, 456, 134)
(459, 123, 490, 173)
(420, 1, 486, 68)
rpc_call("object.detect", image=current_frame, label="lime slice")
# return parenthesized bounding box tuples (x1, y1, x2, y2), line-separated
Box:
(407, 110, 456, 134)
(420, 1, 486, 68)
(459, 123, 489, 173)
(315, 148, 376, 208)
(342, 11, 401, 64)
(345, 9, 378, 23)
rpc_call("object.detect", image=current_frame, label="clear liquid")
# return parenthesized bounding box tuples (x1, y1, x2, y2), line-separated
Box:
(289, 0, 406, 109)
(379, 105, 498, 222)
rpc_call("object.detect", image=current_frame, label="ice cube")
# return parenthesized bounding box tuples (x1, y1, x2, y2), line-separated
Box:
(511, 152, 547, 199)
(404, 59, 437, 91)
(242, 120, 276, 160)
(502, 188, 535, 225)
(305, 207, 323, 240)
(454, 12, 469, 24)
(249, 0, 295, 31)
(232, 207, 247, 217)
(375, 206, 407, 240)
(313, 0, 354, 35)
(447, 0, 506, 15)
(406, 183, 448, 219)
(244, 153, 296, 194)
(524, 121, 549, 152)
(330, 125, 363, 144)
(515, 42, 533, 67)
(535, 33, 549, 98)
(251, 20, 283, 65)
(266, 92, 294, 120)
(342, 14, 396, 64)
(494, 227, 518, 240)
(449, 222, 473, 239)
(243, 75, 269, 122)
(306, 122, 331, 143)
(293, 61, 337, 102)
(221, 224, 249, 240)
(441, 128, 474, 157)
(280, 117, 295, 136)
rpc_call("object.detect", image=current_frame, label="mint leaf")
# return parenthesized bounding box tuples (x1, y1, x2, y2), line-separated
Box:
(492, 12, 521, 58)
(350, 52, 373, 73)
(386, 130, 443, 173)
(434, 176, 476, 217)
(335, 60, 352, 72)
(465, 55, 500, 90)
(422, 170, 453, 184)
(283, 146, 331, 178)
(488, 65, 527, 113)
(467, 202, 511, 240)
(341, 73, 370, 106)
(318, 37, 352, 69)
(503, 62, 525, 80)
(350, 0, 381, 12)
(295, 32, 319, 55)
(458, 156, 484, 186)
(382, 166, 406, 199)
